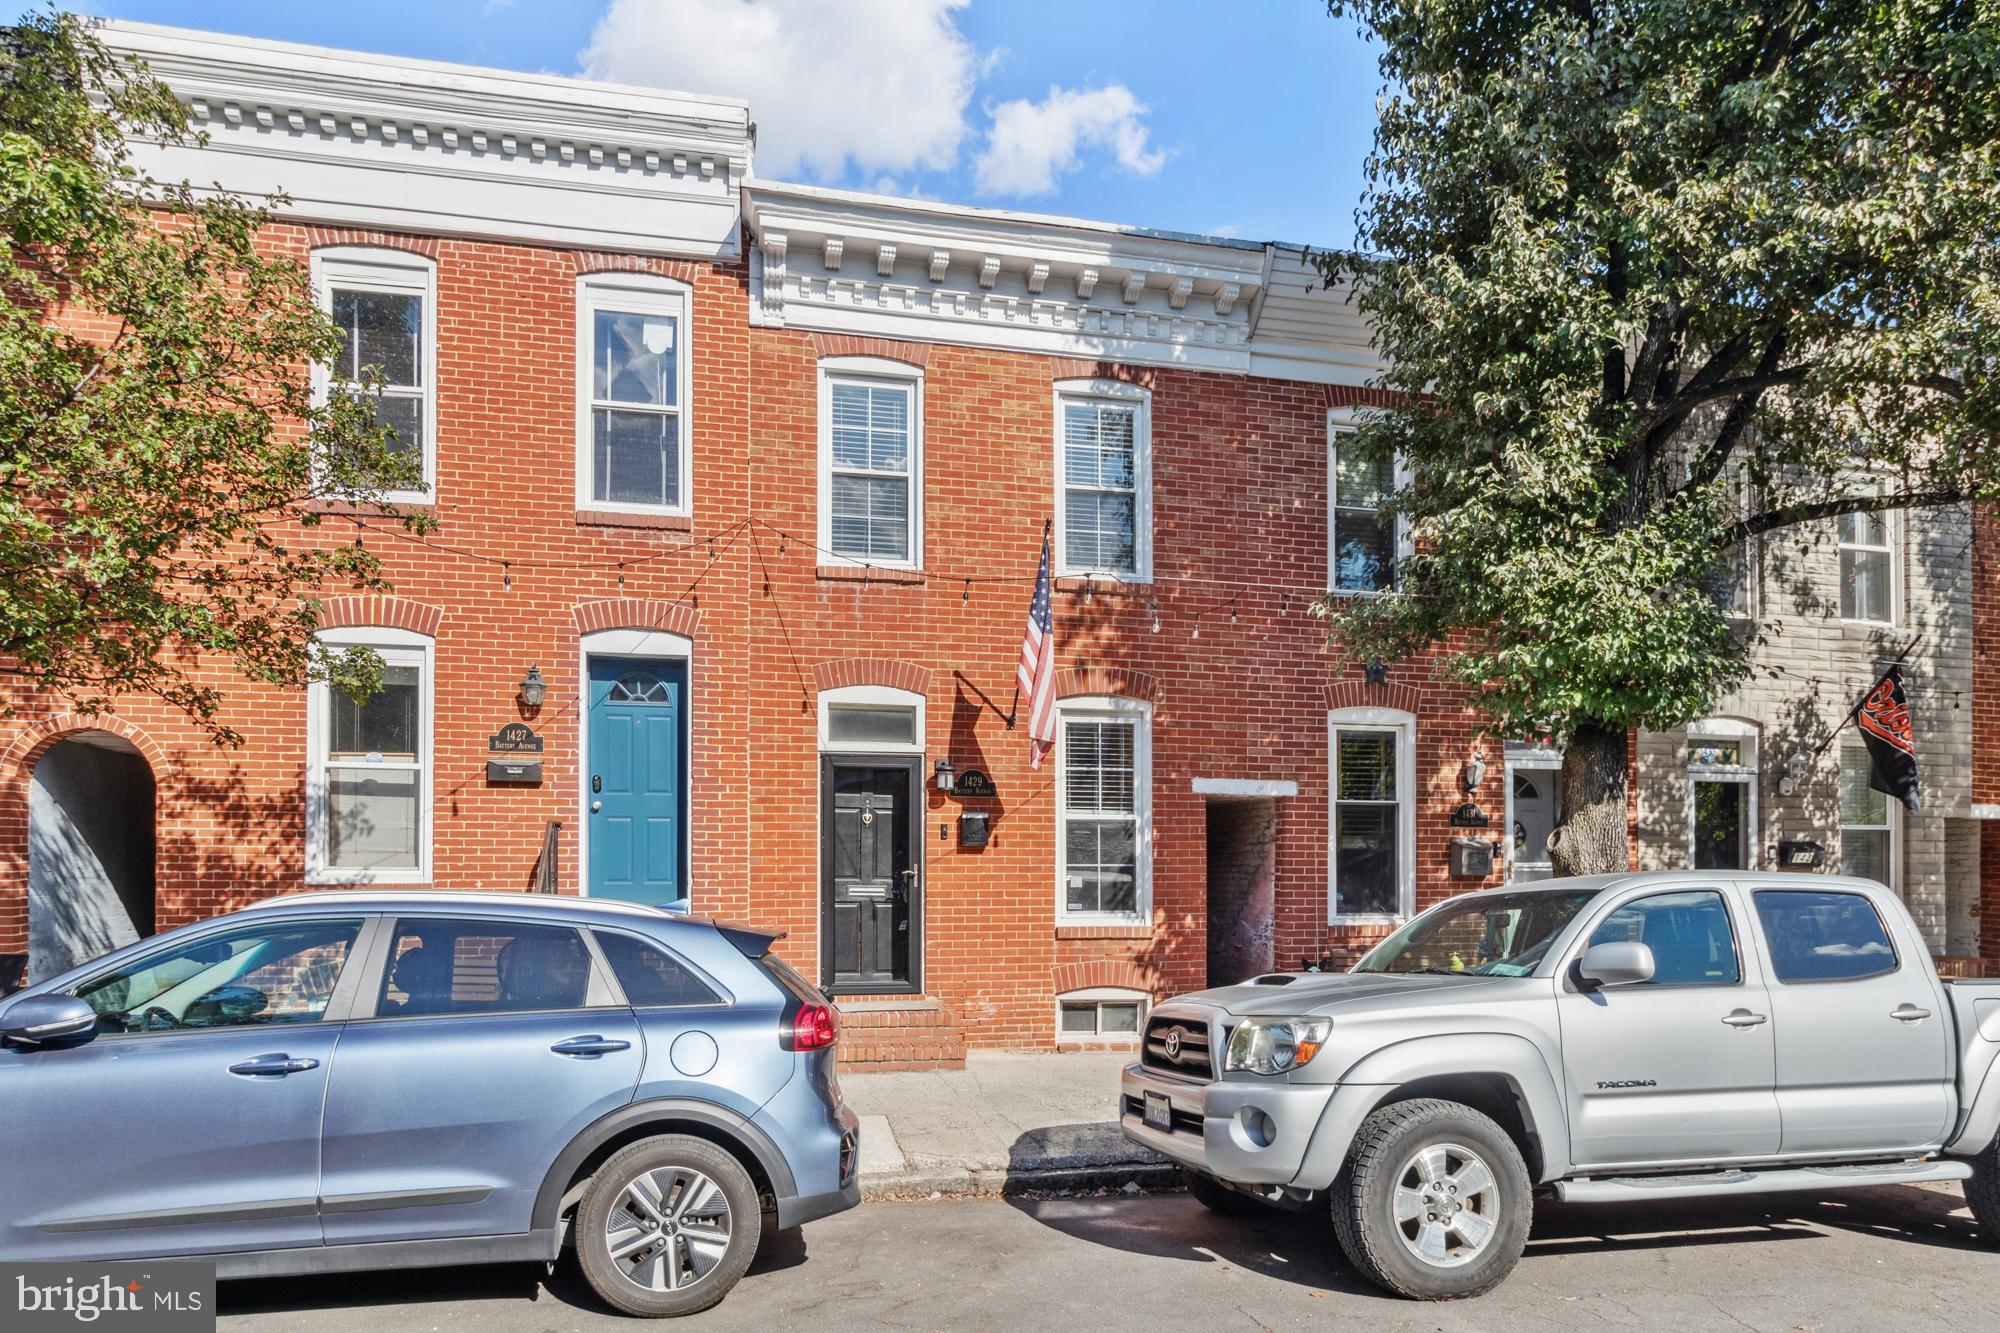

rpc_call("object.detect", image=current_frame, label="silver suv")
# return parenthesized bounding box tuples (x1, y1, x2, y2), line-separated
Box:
(1123, 871, 2000, 1299)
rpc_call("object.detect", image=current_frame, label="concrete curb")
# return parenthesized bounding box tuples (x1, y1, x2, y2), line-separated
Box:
(862, 1160, 1183, 1200)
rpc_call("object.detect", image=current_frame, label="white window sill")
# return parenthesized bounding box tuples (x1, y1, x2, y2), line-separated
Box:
(820, 553, 923, 573)
(306, 867, 431, 887)
(1328, 913, 1408, 928)
(578, 502, 693, 519)
(1056, 914, 1150, 929)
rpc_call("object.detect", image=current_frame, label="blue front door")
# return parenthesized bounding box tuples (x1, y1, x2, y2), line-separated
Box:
(587, 658, 686, 906)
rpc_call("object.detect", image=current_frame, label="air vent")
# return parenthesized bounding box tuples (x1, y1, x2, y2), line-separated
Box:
(1250, 974, 1296, 986)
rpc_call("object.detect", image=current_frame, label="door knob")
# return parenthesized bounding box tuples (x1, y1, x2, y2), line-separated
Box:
(591, 800, 603, 813)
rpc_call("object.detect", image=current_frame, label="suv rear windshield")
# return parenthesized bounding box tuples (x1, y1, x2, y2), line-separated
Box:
(1354, 888, 1602, 976)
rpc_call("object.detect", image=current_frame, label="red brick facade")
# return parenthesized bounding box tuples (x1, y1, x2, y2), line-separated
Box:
(0, 218, 1518, 1045)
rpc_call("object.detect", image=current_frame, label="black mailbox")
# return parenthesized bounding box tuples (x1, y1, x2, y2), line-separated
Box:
(486, 759, 543, 785)
(958, 812, 991, 849)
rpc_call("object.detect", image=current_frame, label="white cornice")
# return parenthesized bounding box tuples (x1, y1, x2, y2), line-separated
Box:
(102, 21, 751, 259)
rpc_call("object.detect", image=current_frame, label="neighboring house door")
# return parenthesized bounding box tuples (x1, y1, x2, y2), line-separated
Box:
(1556, 884, 1781, 1167)
(587, 659, 687, 907)
(821, 757, 921, 993)
(318, 915, 643, 1244)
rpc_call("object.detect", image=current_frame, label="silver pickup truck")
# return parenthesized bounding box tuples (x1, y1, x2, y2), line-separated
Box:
(1121, 870, 2000, 1300)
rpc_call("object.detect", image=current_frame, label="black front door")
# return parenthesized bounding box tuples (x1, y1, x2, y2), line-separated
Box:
(821, 757, 920, 993)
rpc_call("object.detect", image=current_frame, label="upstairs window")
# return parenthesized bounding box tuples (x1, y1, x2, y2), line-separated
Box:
(820, 360, 921, 567)
(1838, 504, 1897, 624)
(1329, 418, 1399, 593)
(578, 274, 691, 513)
(1055, 381, 1151, 580)
(314, 249, 435, 500)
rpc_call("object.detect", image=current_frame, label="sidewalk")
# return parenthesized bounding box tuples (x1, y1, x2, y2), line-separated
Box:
(842, 1050, 1179, 1198)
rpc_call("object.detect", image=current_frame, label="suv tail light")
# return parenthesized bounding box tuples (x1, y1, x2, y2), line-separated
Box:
(788, 1002, 838, 1051)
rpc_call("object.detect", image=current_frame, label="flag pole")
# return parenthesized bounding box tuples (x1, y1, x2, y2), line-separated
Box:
(1007, 518, 1053, 731)
(1808, 633, 1925, 760)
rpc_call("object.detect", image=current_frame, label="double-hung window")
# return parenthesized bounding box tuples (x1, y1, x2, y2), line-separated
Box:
(314, 248, 435, 500)
(1328, 415, 1401, 593)
(1055, 381, 1150, 580)
(1328, 708, 1416, 921)
(577, 274, 691, 514)
(1057, 698, 1151, 922)
(1840, 742, 1896, 887)
(820, 360, 921, 567)
(307, 628, 433, 883)
(1838, 501, 1898, 624)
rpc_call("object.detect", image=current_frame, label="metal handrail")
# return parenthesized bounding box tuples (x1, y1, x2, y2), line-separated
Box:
(533, 819, 562, 894)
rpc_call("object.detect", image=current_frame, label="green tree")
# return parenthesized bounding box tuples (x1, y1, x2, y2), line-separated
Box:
(1319, 0, 2000, 873)
(0, 10, 429, 744)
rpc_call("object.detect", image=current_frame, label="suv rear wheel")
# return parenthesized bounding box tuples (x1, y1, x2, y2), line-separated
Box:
(1330, 1098, 1531, 1300)
(576, 1134, 761, 1317)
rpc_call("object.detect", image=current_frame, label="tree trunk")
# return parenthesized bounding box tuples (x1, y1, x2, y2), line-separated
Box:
(1546, 723, 1630, 877)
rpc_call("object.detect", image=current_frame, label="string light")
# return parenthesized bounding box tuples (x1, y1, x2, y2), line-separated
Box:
(501, 560, 512, 590)
(963, 579, 971, 607)
(1149, 600, 1161, 634)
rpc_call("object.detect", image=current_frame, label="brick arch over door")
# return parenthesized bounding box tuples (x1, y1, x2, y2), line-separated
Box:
(571, 599, 702, 639)
(810, 658, 932, 697)
(1054, 667, 1158, 704)
(315, 594, 445, 638)
(1052, 959, 1159, 997)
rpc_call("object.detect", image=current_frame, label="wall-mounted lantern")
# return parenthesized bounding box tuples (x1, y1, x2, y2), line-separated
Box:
(518, 664, 547, 711)
(933, 756, 955, 794)
(1461, 750, 1487, 794)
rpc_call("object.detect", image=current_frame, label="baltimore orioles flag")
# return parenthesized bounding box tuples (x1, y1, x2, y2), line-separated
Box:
(1855, 664, 1921, 812)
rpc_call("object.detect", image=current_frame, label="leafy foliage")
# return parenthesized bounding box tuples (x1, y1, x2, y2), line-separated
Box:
(0, 11, 430, 743)
(1318, 1, 1999, 797)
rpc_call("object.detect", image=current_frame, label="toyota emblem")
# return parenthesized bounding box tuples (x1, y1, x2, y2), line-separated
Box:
(1163, 1027, 1184, 1060)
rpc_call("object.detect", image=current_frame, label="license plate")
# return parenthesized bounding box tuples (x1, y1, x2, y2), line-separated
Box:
(1143, 1090, 1173, 1131)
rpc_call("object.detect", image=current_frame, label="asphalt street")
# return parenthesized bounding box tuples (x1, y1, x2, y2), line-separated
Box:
(217, 1182, 2000, 1332)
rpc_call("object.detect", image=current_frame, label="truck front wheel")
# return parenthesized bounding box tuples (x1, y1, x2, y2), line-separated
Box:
(1330, 1098, 1532, 1300)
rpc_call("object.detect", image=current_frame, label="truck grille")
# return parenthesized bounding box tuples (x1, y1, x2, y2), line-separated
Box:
(1141, 1014, 1214, 1081)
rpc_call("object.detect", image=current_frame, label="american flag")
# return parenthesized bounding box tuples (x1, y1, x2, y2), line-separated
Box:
(1017, 525, 1058, 769)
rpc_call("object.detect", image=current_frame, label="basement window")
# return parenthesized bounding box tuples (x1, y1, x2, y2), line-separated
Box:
(1057, 988, 1146, 1039)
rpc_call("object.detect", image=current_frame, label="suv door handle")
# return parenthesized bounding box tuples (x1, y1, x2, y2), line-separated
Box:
(551, 1035, 631, 1058)
(228, 1054, 320, 1076)
(1892, 1004, 1933, 1023)
(1721, 1010, 1768, 1027)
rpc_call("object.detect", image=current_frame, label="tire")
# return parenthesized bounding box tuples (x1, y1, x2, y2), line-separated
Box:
(1965, 1139, 2000, 1245)
(1187, 1170, 1265, 1216)
(1329, 1098, 1532, 1301)
(575, 1134, 761, 1318)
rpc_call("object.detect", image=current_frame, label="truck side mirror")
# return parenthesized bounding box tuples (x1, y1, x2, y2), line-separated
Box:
(1577, 941, 1655, 989)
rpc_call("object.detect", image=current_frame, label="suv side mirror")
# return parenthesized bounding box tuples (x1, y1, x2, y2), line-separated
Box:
(0, 995, 99, 1047)
(1577, 941, 1656, 989)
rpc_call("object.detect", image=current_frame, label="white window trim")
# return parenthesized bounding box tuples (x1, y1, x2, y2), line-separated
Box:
(1326, 407, 1411, 596)
(575, 272, 695, 517)
(306, 626, 434, 885)
(1327, 706, 1417, 924)
(1836, 489, 1903, 627)
(1053, 378, 1153, 583)
(1687, 718, 1759, 871)
(817, 683, 926, 754)
(1839, 740, 1903, 894)
(311, 247, 437, 504)
(577, 627, 695, 907)
(1717, 464, 1759, 622)
(1503, 742, 1564, 882)
(1055, 986, 1150, 1041)
(817, 357, 924, 570)
(1055, 695, 1154, 925)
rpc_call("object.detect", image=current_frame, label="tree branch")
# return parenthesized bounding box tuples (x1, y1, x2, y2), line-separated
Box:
(1729, 486, 1964, 543)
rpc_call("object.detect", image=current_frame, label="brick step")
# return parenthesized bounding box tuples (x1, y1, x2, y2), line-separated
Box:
(836, 997, 967, 1072)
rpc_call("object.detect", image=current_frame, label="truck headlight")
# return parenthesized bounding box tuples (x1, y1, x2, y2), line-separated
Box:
(1224, 1016, 1333, 1076)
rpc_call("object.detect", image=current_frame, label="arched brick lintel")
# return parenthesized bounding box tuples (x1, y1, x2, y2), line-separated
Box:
(1325, 384, 1405, 411)
(810, 334, 931, 368)
(571, 253, 702, 284)
(811, 658, 932, 697)
(305, 227, 441, 259)
(1053, 959, 1158, 997)
(1049, 357, 1155, 391)
(0, 716, 174, 920)
(315, 595, 445, 638)
(1054, 667, 1158, 704)
(571, 599, 701, 639)
(1324, 679, 1422, 716)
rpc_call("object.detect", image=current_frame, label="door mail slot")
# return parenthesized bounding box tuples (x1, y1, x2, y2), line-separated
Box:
(486, 759, 543, 785)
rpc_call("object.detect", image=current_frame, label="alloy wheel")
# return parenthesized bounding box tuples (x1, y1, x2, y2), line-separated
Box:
(1391, 1141, 1499, 1269)
(604, 1165, 735, 1293)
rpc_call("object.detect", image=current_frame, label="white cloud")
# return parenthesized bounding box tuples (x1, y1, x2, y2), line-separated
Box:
(579, 0, 980, 181)
(972, 84, 1166, 198)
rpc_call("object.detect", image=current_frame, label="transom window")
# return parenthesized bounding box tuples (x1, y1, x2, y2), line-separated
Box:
(1840, 742, 1895, 886)
(820, 362, 921, 568)
(1838, 506, 1896, 624)
(609, 672, 674, 704)
(577, 275, 691, 513)
(1055, 382, 1150, 580)
(308, 629, 433, 884)
(314, 249, 435, 500)
(1057, 699, 1151, 921)
(1329, 422, 1398, 593)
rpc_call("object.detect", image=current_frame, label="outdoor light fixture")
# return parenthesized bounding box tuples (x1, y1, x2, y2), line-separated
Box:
(1462, 750, 1487, 794)
(934, 756, 955, 793)
(518, 664, 547, 710)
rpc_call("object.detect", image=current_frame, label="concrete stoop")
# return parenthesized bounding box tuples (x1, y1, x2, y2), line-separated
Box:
(835, 996, 967, 1072)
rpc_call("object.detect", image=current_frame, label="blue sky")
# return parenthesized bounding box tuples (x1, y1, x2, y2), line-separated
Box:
(77, 0, 1383, 247)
